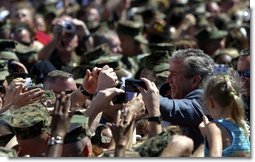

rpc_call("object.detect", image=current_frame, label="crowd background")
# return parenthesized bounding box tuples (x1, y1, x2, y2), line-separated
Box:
(0, 0, 251, 158)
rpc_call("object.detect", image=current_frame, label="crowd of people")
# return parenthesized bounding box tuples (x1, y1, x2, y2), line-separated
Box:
(0, 0, 251, 157)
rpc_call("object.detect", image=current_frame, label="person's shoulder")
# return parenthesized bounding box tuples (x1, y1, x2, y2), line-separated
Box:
(206, 122, 222, 136)
(185, 89, 204, 99)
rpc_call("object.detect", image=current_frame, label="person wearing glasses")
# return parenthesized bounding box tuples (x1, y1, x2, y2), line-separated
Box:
(237, 48, 250, 124)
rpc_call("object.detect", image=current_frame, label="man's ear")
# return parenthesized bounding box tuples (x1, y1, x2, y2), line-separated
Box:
(192, 75, 201, 89)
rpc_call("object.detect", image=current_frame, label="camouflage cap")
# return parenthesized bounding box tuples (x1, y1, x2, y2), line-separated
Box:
(0, 51, 19, 61)
(116, 20, 143, 37)
(135, 131, 171, 157)
(152, 63, 169, 73)
(156, 70, 169, 78)
(71, 65, 93, 86)
(11, 102, 50, 128)
(72, 65, 93, 79)
(186, 0, 206, 15)
(83, 44, 112, 63)
(155, 71, 170, 86)
(0, 39, 37, 61)
(214, 13, 232, 30)
(148, 43, 175, 53)
(0, 147, 17, 157)
(11, 102, 50, 139)
(89, 55, 131, 79)
(0, 38, 19, 58)
(115, 67, 133, 79)
(142, 50, 171, 71)
(89, 55, 122, 69)
(196, 26, 228, 41)
(134, 34, 148, 44)
(0, 39, 17, 51)
(64, 111, 93, 144)
(117, 20, 148, 44)
(196, 15, 210, 28)
(15, 43, 38, 66)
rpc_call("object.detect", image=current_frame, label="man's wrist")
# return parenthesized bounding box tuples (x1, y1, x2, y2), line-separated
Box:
(47, 136, 64, 145)
(79, 86, 93, 99)
(146, 116, 161, 124)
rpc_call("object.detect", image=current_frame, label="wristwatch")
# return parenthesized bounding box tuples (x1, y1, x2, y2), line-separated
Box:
(79, 86, 93, 99)
(147, 116, 161, 124)
(48, 136, 63, 145)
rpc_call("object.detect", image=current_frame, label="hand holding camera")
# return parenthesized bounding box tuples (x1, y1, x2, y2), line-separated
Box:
(112, 79, 147, 104)
(125, 79, 147, 92)
(52, 16, 76, 39)
(60, 20, 76, 33)
(3, 78, 45, 109)
(136, 78, 160, 117)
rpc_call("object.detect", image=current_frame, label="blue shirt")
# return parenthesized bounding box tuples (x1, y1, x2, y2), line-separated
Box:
(204, 119, 250, 157)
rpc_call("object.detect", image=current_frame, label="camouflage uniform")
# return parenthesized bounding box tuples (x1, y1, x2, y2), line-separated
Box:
(134, 131, 171, 157)
(134, 130, 176, 157)
(116, 20, 149, 76)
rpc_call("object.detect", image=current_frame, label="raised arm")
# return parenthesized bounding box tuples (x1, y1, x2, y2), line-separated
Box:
(159, 89, 204, 126)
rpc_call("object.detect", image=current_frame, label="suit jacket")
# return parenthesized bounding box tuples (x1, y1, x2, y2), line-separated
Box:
(160, 89, 206, 150)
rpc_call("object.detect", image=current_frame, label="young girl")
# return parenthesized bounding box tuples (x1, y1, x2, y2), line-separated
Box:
(202, 74, 250, 157)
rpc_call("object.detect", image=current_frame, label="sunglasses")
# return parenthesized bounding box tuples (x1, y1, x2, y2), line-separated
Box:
(238, 70, 250, 78)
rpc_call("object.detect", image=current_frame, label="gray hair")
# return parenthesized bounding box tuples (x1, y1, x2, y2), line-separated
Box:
(172, 48, 214, 87)
(44, 70, 73, 82)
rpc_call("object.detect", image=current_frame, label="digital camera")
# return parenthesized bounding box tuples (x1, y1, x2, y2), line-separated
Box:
(125, 79, 147, 93)
(61, 20, 76, 33)
(24, 77, 33, 88)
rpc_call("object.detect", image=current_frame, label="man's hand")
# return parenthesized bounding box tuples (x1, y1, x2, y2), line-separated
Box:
(51, 92, 72, 138)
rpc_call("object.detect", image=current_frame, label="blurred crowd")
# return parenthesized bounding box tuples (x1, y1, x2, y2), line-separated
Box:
(0, 0, 251, 158)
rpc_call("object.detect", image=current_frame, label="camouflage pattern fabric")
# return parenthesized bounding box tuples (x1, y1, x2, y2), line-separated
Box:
(135, 131, 172, 157)
(11, 102, 50, 128)
(11, 102, 50, 139)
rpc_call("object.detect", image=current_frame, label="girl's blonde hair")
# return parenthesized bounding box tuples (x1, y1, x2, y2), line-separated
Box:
(203, 74, 249, 137)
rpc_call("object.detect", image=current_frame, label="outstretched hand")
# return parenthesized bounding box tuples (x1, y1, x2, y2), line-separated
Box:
(51, 92, 73, 138)
(3, 78, 45, 109)
(110, 107, 136, 148)
(138, 78, 160, 117)
(82, 65, 118, 94)
(198, 115, 210, 138)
